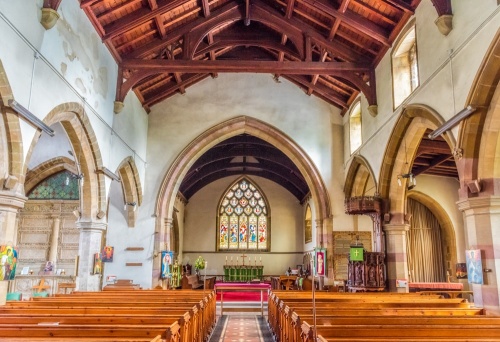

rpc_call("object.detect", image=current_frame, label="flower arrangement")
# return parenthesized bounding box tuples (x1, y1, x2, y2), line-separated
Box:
(194, 256, 206, 270)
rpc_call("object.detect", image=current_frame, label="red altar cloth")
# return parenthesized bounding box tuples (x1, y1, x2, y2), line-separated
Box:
(409, 282, 463, 290)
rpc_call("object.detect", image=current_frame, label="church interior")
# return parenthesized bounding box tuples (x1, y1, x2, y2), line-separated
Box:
(0, 0, 500, 339)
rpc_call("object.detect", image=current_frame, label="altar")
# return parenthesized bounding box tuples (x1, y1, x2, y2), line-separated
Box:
(223, 265, 263, 282)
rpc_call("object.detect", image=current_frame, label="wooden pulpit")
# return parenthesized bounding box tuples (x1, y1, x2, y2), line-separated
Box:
(347, 251, 386, 292)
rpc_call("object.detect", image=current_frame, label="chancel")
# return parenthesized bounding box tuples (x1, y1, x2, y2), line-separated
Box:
(1, 1, 500, 341)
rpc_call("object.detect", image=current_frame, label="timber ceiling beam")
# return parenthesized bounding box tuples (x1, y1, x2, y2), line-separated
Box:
(101, 0, 188, 42)
(121, 59, 371, 74)
(285, 75, 348, 109)
(125, 2, 242, 59)
(251, 1, 371, 64)
(413, 154, 453, 177)
(143, 74, 210, 108)
(301, 0, 390, 47)
(195, 39, 300, 59)
(384, 0, 415, 13)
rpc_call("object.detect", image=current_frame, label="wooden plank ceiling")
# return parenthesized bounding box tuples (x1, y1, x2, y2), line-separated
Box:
(80, 0, 422, 114)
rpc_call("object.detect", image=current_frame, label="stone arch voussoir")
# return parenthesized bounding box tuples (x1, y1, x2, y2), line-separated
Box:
(24, 102, 105, 221)
(155, 115, 331, 241)
(379, 104, 455, 223)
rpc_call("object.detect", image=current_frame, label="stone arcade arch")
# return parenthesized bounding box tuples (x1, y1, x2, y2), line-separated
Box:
(23, 102, 107, 291)
(117, 156, 143, 228)
(378, 104, 457, 291)
(0, 59, 26, 304)
(456, 31, 500, 313)
(344, 155, 377, 197)
(154, 116, 332, 284)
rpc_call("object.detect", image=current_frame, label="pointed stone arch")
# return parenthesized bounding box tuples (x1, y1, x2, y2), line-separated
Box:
(0, 59, 24, 194)
(23, 102, 105, 221)
(155, 116, 331, 225)
(378, 104, 455, 222)
(117, 156, 143, 227)
(457, 31, 500, 198)
(344, 156, 377, 198)
(25, 156, 77, 193)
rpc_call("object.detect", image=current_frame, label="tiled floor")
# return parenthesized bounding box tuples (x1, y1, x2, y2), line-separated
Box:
(210, 314, 274, 342)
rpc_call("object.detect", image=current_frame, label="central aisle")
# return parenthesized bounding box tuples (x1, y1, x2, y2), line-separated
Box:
(209, 315, 274, 342)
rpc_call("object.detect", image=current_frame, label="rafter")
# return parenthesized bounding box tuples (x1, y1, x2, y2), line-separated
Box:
(126, 2, 242, 59)
(413, 155, 453, 177)
(301, 0, 390, 47)
(101, 0, 189, 42)
(252, 1, 371, 64)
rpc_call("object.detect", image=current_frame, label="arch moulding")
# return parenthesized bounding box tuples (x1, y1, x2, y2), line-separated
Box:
(155, 115, 332, 237)
(378, 104, 455, 223)
(24, 102, 106, 221)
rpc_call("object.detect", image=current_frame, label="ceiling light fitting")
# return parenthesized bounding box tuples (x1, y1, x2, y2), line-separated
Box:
(8, 100, 55, 137)
(428, 106, 476, 140)
(397, 140, 416, 190)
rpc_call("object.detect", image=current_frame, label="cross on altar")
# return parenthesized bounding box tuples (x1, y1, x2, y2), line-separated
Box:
(240, 253, 248, 266)
(354, 250, 360, 257)
(32, 279, 50, 293)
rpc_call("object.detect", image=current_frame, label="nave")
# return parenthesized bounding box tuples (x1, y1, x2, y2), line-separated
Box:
(208, 314, 273, 342)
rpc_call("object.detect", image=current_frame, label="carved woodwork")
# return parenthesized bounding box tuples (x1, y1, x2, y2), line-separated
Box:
(347, 251, 386, 292)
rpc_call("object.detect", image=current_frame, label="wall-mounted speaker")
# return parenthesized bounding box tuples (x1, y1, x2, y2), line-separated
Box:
(467, 179, 481, 194)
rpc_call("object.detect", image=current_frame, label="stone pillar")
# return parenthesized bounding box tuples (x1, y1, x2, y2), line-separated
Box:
(383, 223, 410, 292)
(0, 191, 26, 305)
(48, 216, 61, 264)
(76, 221, 106, 291)
(457, 196, 500, 314)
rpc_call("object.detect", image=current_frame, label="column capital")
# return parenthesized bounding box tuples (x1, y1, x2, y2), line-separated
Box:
(76, 221, 107, 231)
(0, 190, 27, 211)
(383, 223, 410, 235)
(457, 196, 500, 213)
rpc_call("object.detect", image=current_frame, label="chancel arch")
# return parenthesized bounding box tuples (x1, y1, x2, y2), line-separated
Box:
(154, 115, 332, 284)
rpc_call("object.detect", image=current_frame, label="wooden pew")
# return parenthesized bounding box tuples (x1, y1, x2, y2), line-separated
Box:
(269, 290, 500, 342)
(301, 321, 500, 342)
(0, 290, 216, 342)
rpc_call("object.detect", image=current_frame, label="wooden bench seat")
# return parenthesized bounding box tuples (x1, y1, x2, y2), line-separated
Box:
(268, 290, 499, 342)
(0, 289, 216, 342)
(301, 322, 500, 341)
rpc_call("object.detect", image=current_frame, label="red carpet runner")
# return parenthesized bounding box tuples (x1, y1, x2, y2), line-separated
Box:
(214, 282, 271, 302)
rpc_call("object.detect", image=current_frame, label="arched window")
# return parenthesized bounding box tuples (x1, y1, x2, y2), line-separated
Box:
(349, 102, 362, 154)
(392, 25, 419, 108)
(217, 178, 269, 251)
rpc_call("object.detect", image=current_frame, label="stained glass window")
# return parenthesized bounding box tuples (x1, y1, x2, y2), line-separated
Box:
(28, 170, 80, 200)
(218, 178, 269, 251)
